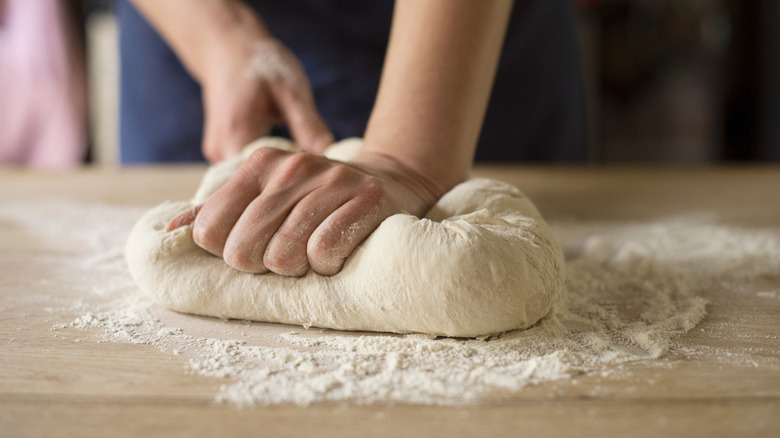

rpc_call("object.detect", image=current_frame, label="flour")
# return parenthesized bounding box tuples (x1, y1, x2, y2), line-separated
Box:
(4, 200, 778, 406)
(126, 139, 565, 337)
(757, 290, 779, 299)
(245, 40, 302, 87)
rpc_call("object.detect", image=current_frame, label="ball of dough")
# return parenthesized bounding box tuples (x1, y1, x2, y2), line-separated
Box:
(125, 138, 564, 337)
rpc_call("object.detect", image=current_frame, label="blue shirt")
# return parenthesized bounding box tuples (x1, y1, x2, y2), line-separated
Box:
(117, 0, 585, 163)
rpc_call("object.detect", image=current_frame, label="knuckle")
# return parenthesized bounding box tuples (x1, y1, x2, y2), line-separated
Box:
(307, 218, 363, 276)
(192, 211, 225, 255)
(245, 146, 282, 168)
(264, 232, 309, 277)
(308, 246, 343, 276)
(263, 250, 306, 277)
(223, 242, 266, 274)
(237, 147, 284, 184)
(192, 222, 224, 255)
(287, 151, 315, 170)
(191, 203, 229, 253)
(323, 164, 355, 187)
(274, 152, 317, 187)
(307, 230, 337, 262)
(261, 249, 284, 271)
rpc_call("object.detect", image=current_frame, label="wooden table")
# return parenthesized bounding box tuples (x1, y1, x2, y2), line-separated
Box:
(1, 165, 779, 437)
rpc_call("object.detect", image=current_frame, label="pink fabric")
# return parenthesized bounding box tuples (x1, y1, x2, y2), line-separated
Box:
(0, 0, 86, 168)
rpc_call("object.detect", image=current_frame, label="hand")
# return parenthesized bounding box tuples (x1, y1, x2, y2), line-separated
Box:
(126, 0, 333, 161)
(200, 37, 333, 162)
(168, 147, 443, 276)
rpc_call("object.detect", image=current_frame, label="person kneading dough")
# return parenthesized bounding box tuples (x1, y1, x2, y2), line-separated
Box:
(126, 138, 565, 337)
(124, 0, 577, 336)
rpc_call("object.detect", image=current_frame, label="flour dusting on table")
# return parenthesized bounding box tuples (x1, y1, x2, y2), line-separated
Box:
(4, 200, 779, 406)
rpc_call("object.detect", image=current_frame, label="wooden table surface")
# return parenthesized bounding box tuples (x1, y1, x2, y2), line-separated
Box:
(1, 165, 779, 437)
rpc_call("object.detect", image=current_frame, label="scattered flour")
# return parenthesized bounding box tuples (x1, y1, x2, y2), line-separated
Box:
(3, 200, 779, 406)
(245, 40, 302, 87)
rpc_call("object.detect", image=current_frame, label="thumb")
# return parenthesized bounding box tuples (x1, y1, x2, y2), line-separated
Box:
(272, 86, 334, 154)
(203, 116, 271, 163)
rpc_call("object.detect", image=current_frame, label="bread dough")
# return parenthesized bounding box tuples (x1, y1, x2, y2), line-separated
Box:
(125, 138, 565, 337)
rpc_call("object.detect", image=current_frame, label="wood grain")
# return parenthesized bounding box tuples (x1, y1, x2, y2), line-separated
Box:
(1, 165, 779, 437)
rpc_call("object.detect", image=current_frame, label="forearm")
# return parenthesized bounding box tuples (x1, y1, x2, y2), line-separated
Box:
(363, 0, 513, 192)
(128, 0, 270, 81)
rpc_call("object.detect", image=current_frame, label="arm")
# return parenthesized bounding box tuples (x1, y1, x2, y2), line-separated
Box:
(362, 0, 513, 191)
(128, 0, 333, 161)
(172, 0, 513, 277)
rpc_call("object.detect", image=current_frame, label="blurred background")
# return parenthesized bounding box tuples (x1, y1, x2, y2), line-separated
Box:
(1, 0, 778, 168)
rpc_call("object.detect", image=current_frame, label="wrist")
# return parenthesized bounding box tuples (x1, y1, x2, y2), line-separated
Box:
(360, 129, 472, 194)
(350, 151, 445, 209)
(190, 1, 273, 82)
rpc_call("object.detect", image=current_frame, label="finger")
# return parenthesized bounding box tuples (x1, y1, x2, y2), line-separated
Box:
(228, 121, 273, 157)
(167, 205, 202, 232)
(271, 85, 334, 154)
(192, 147, 284, 256)
(221, 189, 300, 273)
(220, 152, 329, 273)
(307, 196, 390, 276)
(203, 119, 273, 163)
(263, 189, 351, 277)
